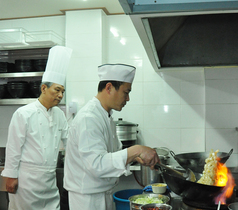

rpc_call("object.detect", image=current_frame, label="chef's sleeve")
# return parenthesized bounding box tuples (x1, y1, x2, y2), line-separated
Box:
(1, 111, 26, 178)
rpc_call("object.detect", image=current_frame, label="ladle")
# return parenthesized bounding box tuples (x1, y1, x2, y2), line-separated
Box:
(155, 162, 196, 182)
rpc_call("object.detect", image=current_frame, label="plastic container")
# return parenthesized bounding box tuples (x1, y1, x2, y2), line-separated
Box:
(113, 189, 143, 210)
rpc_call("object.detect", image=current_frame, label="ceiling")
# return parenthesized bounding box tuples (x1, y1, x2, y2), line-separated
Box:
(0, 0, 125, 20)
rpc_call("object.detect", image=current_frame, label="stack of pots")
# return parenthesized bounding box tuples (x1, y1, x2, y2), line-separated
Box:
(114, 118, 138, 149)
(141, 147, 170, 186)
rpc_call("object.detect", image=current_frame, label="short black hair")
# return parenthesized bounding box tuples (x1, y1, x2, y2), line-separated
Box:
(98, 81, 124, 92)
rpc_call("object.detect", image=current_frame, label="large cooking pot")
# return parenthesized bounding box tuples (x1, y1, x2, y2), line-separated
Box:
(129, 193, 170, 210)
(170, 149, 233, 173)
(162, 170, 236, 206)
(114, 118, 138, 149)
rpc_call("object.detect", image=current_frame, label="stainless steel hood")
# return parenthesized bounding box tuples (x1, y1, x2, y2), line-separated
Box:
(118, 0, 238, 71)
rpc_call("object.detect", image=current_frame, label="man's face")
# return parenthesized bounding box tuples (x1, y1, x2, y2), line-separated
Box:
(44, 83, 65, 107)
(110, 82, 132, 111)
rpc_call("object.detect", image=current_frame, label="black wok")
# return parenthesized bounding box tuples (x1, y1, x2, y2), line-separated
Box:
(162, 170, 236, 206)
(170, 149, 233, 173)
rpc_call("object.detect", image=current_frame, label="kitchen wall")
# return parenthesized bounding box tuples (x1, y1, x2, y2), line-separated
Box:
(0, 8, 237, 175)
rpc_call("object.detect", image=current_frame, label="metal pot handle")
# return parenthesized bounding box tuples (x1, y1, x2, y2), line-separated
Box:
(159, 147, 170, 153)
(170, 150, 176, 158)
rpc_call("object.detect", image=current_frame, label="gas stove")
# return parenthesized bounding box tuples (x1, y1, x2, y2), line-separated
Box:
(170, 194, 238, 210)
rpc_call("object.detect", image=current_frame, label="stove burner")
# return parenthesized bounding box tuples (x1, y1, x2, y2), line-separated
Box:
(183, 198, 229, 210)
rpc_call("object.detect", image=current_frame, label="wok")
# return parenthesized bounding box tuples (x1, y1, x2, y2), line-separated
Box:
(162, 170, 236, 206)
(170, 149, 233, 173)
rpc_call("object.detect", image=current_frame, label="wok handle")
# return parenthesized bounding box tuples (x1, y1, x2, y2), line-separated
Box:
(228, 148, 233, 156)
(155, 162, 185, 178)
(170, 150, 176, 158)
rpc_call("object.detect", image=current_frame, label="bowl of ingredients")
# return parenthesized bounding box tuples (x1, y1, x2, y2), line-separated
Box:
(129, 193, 170, 210)
(151, 183, 167, 194)
(141, 203, 172, 210)
(228, 202, 238, 210)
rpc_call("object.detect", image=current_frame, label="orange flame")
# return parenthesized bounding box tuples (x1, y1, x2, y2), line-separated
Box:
(214, 159, 236, 204)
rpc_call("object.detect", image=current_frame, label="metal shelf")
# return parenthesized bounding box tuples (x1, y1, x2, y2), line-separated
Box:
(0, 72, 44, 78)
(0, 98, 36, 105)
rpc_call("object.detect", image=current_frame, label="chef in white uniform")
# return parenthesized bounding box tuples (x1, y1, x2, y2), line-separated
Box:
(1, 46, 72, 210)
(64, 64, 160, 210)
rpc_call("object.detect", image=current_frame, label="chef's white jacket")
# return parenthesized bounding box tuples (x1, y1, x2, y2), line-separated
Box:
(64, 97, 131, 194)
(1, 99, 68, 209)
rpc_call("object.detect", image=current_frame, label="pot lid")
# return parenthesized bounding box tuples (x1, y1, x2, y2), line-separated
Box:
(114, 118, 138, 126)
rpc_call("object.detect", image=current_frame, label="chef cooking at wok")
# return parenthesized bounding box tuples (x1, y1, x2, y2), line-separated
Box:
(1, 46, 72, 210)
(64, 63, 160, 210)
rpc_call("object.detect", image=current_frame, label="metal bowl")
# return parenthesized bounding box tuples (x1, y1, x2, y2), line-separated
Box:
(129, 193, 170, 210)
(141, 203, 172, 210)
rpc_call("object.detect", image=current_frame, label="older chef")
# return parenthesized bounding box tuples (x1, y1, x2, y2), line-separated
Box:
(1, 46, 72, 210)
(64, 64, 160, 210)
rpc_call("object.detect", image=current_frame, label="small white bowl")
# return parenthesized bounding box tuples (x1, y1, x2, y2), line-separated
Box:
(151, 183, 167, 194)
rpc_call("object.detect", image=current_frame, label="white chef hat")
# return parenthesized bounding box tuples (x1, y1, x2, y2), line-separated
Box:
(42, 46, 72, 86)
(98, 64, 136, 83)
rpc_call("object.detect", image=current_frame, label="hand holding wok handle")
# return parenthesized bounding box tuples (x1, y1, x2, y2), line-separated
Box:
(6, 177, 18, 194)
(126, 145, 160, 168)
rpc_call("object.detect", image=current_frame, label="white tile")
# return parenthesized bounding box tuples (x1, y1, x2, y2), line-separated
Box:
(105, 36, 144, 61)
(205, 67, 238, 80)
(205, 80, 232, 104)
(158, 71, 182, 83)
(181, 105, 205, 128)
(180, 80, 205, 105)
(44, 16, 65, 37)
(206, 128, 238, 153)
(180, 69, 205, 81)
(11, 17, 45, 31)
(127, 82, 143, 105)
(67, 57, 101, 82)
(181, 129, 205, 152)
(144, 105, 181, 129)
(66, 10, 103, 35)
(229, 80, 238, 103)
(143, 81, 181, 105)
(67, 33, 102, 58)
(142, 58, 164, 82)
(205, 105, 232, 128)
(142, 128, 181, 151)
(106, 15, 137, 37)
(230, 104, 238, 129)
(66, 81, 98, 107)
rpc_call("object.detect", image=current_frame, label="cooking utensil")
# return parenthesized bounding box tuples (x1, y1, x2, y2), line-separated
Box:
(170, 149, 233, 173)
(162, 170, 236, 205)
(155, 162, 196, 182)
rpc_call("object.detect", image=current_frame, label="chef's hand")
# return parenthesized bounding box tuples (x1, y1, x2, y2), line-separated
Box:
(6, 178, 18, 194)
(127, 145, 160, 169)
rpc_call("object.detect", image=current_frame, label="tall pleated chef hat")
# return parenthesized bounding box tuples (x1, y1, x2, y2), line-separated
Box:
(98, 64, 136, 83)
(42, 46, 72, 86)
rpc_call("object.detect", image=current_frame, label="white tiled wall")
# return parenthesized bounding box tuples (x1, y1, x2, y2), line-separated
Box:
(0, 10, 237, 168)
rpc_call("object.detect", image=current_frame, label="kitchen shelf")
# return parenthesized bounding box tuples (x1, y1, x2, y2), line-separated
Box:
(0, 28, 64, 50)
(0, 72, 44, 78)
(0, 98, 36, 105)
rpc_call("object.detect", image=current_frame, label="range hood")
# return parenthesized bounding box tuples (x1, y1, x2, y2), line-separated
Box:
(118, 0, 238, 71)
